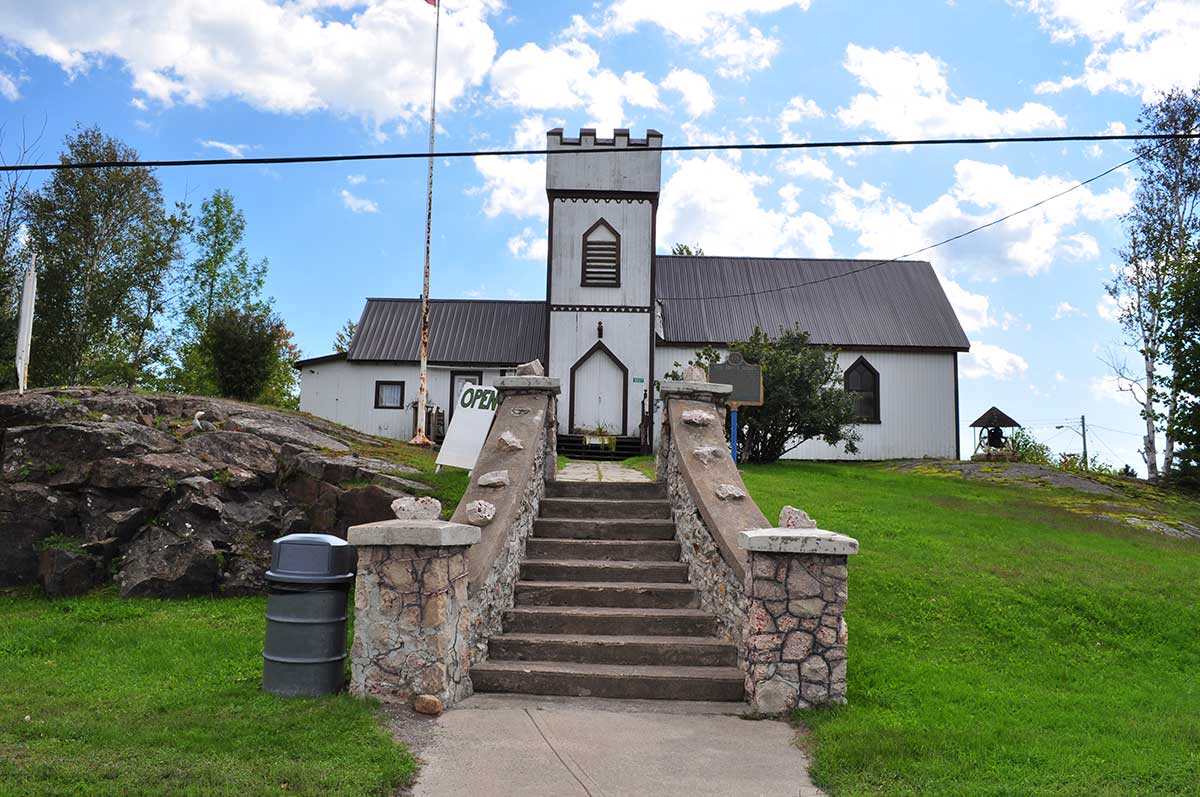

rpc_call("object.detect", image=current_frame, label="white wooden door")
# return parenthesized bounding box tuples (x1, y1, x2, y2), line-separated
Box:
(572, 349, 625, 435)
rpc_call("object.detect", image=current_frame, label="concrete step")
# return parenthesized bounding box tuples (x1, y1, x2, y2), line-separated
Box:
(520, 559, 689, 583)
(532, 518, 676, 541)
(525, 539, 681, 562)
(546, 481, 667, 500)
(514, 581, 700, 609)
(539, 497, 672, 520)
(470, 660, 745, 701)
(504, 606, 718, 637)
(487, 633, 738, 667)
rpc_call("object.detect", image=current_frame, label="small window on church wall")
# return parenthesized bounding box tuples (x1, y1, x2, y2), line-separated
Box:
(844, 357, 880, 424)
(581, 219, 620, 287)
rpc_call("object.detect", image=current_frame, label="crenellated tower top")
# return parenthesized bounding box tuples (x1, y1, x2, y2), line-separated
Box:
(545, 128, 663, 195)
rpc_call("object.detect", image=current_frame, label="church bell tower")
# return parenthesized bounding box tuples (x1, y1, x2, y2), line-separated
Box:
(544, 128, 663, 441)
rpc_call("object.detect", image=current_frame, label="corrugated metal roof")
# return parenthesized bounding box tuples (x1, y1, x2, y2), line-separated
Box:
(347, 299, 546, 365)
(655, 256, 969, 351)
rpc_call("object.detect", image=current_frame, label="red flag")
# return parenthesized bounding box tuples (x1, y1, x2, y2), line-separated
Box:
(424, 0, 436, 5)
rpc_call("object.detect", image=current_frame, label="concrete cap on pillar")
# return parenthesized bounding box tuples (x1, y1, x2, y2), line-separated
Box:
(738, 528, 859, 556)
(348, 519, 481, 548)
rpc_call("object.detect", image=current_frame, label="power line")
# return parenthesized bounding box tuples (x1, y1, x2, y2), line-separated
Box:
(1088, 423, 1143, 437)
(660, 148, 1147, 303)
(1, 131, 1197, 174)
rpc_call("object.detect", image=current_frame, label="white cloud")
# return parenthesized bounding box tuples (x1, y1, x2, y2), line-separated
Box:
(837, 44, 1066, 138)
(470, 116, 559, 223)
(961, 341, 1028, 380)
(659, 155, 834, 257)
(1054, 301, 1083, 319)
(661, 68, 715, 118)
(827, 159, 1132, 277)
(0, 0, 500, 129)
(575, 0, 810, 78)
(1096, 293, 1123, 322)
(778, 96, 823, 138)
(0, 71, 20, 101)
(778, 154, 834, 182)
(1021, 0, 1200, 100)
(1090, 374, 1139, 406)
(200, 139, 249, 158)
(507, 228, 548, 261)
(489, 40, 660, 130)
(340, 189, 378, 214)
(940, 278, 996, 334)
(346, 174, 367, 185)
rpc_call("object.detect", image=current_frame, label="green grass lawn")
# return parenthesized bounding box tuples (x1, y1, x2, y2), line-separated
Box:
(0, 589, 414, 797)
(734, 461, 1200, 797)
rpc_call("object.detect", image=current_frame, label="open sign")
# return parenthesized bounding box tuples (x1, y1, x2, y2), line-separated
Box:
(459, 385, 499, 411)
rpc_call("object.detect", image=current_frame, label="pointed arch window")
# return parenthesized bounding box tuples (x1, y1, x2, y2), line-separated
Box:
(844, 356, 880, 424)
(581, 218, 621, 287)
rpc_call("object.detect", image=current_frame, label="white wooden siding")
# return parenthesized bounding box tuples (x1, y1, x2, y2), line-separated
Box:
(653, 346, 958, 461)
(298, 361, 507, 440)
(550, 198, 653, 307)
(550, 311, 652, 436)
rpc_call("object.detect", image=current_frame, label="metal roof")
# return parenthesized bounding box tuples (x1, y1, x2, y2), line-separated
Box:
(655, 256, 970, 351)
(970, 406, 1021, 428)
(346, 299, 546, 365)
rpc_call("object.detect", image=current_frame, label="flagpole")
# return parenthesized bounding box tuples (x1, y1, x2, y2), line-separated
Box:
(411, 0, 441, 446)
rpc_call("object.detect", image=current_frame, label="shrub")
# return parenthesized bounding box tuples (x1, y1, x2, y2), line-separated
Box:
(201, 306, 282, 402)
(1010, 429, 1052, 465)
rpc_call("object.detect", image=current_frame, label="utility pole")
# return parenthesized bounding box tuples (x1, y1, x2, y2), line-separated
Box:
(1080, 414, 1088, 471)
(1056, 415, 1089, 470)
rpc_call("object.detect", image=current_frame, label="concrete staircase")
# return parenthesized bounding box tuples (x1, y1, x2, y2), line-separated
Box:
(471, 480, 744, 701)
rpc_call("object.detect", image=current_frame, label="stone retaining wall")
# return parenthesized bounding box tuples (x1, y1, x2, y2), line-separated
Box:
(656, 376, 859, 713)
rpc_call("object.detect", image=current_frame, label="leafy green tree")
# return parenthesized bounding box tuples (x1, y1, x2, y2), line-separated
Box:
(202, 306, 282, 402)
(1106, 85, 1200, 478)
(1010, 429, 1052, 465)
(22, 126, 177, 387)
(671, 243, 704, 255)
(0, 122, 42, 389)
(170, 189, 268, 394)
(672, 326, 860, 464)
(259, 325, 302, 410)
(333, 318, 357, 353)
(1168, 247, 1200, 488)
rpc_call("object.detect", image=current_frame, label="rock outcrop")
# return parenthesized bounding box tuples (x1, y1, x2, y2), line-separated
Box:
(0, 387, 430, 598)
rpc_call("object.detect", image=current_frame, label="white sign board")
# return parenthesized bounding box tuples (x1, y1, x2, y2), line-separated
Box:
(435, 383, 499, 471)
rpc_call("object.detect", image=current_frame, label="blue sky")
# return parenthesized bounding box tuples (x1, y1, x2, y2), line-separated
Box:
(2, 0, 1198, 472)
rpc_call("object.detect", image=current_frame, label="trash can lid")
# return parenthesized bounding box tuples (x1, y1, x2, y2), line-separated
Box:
(266, 533, 356, 585)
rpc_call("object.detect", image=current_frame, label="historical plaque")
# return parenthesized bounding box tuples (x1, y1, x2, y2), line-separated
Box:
(708, 352, 763, 408)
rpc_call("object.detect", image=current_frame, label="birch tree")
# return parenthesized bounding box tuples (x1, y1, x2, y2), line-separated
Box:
(1107, 86, 1200, 479)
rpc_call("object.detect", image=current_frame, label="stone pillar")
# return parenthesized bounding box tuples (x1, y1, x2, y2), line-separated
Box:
(348, 519, 481, 707)
(737, 527, 859, 714)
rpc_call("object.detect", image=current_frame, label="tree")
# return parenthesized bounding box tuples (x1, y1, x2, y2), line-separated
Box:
(0, 121, 43, 389)
(672, 326, 860, 463)
(203, 306, 283, 402)
(671, 243, 704, 255)
(333, 318, 357, 353)
(170, 189, 268, 394)
(259, 324, 302, 410)
(1106, 86, 1200, 479)
(1168, 247, 1200, 488)
(22, 126, 177, 387)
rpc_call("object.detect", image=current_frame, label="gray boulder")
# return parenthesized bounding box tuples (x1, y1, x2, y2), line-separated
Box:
(118, 527, 218, 597)
(224, 415, 349, 452)
(38, 548, 101, 598)
(0, 483, 80, 586)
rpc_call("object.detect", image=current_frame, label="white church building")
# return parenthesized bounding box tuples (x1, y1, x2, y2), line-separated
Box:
(296, 128, 970, 461)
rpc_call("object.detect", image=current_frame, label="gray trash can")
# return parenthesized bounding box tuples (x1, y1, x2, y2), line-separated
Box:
(262, 533, 357, 697)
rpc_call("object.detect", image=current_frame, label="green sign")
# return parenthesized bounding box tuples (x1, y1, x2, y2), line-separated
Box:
(708, 352, 763, 408)
(632, 376, 645, 384)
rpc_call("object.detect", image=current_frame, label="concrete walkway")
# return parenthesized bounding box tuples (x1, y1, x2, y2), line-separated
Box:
(557, 461, 652, 483)
(394, 694, 825, 797)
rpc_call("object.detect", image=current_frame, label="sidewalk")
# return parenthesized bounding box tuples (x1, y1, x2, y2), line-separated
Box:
(557, 461, 652, 483)
(393, 694, 826, 797)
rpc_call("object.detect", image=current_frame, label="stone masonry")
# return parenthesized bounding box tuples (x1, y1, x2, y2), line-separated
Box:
(349, 520, 479, 705)
(740, 539, 854, 713)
